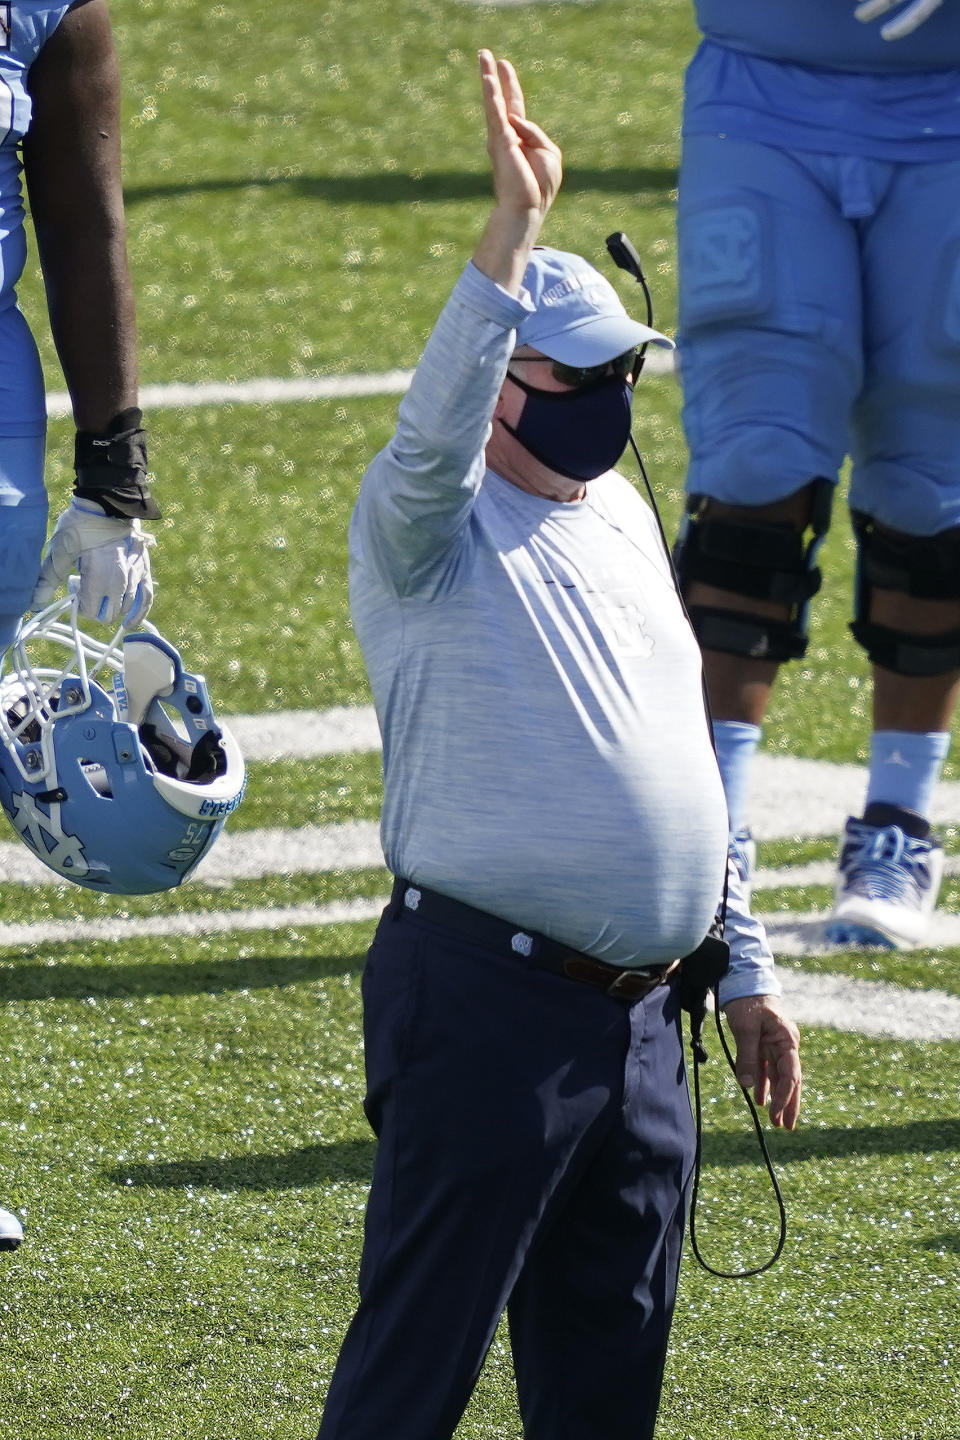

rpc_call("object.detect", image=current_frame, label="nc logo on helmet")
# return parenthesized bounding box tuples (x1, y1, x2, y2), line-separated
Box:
(9, 790, 89, 877)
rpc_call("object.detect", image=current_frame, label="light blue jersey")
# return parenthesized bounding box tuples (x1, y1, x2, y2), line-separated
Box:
(678, 0, 960, 528)
(688, 3, 960, 160)
(694, 0, 960, 71)
(351, 262, 778, 1001)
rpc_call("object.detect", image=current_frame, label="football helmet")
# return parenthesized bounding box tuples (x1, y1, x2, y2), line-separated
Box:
(0, 586, 245, 893)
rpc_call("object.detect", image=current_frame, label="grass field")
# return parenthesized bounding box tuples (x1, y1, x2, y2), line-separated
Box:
(3, 1, 960, 1437)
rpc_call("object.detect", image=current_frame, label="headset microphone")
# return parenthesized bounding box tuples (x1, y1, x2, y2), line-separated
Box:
(605, 231, 655, 376)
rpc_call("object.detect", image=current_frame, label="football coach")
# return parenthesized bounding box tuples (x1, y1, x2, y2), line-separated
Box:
(315, 50, 801, 1440)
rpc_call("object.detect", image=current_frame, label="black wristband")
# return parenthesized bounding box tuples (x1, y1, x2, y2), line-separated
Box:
(74, 407, 161, 522)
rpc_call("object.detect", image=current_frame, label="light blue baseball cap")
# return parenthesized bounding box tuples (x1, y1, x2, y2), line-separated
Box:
(515, 246, 674, 365)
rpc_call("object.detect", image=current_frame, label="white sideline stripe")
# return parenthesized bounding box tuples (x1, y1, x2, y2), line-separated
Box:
(1, 815, 959, 892)
(45, 373, 414, 417)
(227, 706, 382, 760)
(196, 819, 382, 883)
(0, 819, 384, 887)
(228, 705, 960, 839)
(43, 352, 677, 418)
(3, 705, 960, 883)
(455, 0, 598, 7)
(776, 968, 960, 1042)
(0, 895, 958, 1040)
(0, 894, 387, 948)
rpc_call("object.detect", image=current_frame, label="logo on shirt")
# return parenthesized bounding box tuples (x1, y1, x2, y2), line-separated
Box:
(596, 600, 655, 660)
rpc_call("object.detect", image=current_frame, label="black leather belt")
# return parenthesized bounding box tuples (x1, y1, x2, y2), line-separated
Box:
(390, 878, 679, 1002)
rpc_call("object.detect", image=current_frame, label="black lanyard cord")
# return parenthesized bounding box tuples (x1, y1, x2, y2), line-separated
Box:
(610, 232, 790, 1279)
(688, 999, 788, 1278)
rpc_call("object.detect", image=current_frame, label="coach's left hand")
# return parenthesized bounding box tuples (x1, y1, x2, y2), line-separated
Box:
(723, 994, 802, 1130)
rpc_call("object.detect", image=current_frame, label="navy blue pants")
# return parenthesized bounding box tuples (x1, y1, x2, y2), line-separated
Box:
(316, 899, 696, 1440)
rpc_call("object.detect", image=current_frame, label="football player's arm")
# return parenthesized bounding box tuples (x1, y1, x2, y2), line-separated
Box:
(24, 0, 156, 624)
(24, 0, 138, 434)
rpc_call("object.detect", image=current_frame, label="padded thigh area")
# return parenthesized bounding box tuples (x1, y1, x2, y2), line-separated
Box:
(678, 137, 960, 536)
(851, 158, 960, 537)
(677, 134, 862, 504)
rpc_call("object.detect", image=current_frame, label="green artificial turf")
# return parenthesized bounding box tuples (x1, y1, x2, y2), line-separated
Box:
(1, 2, 959, 1437)
(3, 930, 960, 1439)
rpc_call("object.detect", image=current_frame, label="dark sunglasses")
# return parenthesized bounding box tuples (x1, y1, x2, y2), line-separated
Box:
(510, 347, 640, 388)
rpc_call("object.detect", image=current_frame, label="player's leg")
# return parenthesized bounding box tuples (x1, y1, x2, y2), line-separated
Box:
(674, 136, 861, 885)
(0, 309, 49, 1249)
(507, 981, 693, 1440)
(0, 425, 46, 1248)
(828, 156, 960, 948)
(0, 308, 49, 1250)
(0, 423, 46, 1248)
(315, 900, 635, 1440)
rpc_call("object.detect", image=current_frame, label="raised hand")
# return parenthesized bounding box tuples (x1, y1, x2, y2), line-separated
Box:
(473, 51, 562, 294)
(479, 49, 562, 221)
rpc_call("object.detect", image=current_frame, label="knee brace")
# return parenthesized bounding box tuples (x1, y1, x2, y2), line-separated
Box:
(673, 481, 833, 663)
(850, 512, 960, 676)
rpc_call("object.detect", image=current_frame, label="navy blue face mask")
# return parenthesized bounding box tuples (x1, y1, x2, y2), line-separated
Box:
(500, 373, 634, 483)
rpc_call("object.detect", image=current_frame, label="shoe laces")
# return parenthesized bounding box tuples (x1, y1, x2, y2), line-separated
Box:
(839, 821, 934, 905)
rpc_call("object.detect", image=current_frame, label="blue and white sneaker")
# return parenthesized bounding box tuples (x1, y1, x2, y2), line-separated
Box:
(825, 804, 944, 950)
(0, 1206, 23, 1252)
(729, 827, 756, 904)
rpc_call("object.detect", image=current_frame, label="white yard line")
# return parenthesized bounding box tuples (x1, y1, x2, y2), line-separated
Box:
(229, 705, 960, 838)
(0, 892, 956, 1040)
(0, 819, 383, 887)
(775, 969, 960, 1042)
(228, 706, 382, 759)
(43, 353, 677, 418)
(0, 894, 387, 948)
(2, 815, 960, 894)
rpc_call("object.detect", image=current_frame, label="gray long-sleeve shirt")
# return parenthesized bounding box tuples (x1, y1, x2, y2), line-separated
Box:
(351, 261, 778, 1000)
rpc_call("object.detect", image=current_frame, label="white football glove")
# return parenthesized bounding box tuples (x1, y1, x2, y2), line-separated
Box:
(32, 498, 156, 626)
(855, 0, 944, 40)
